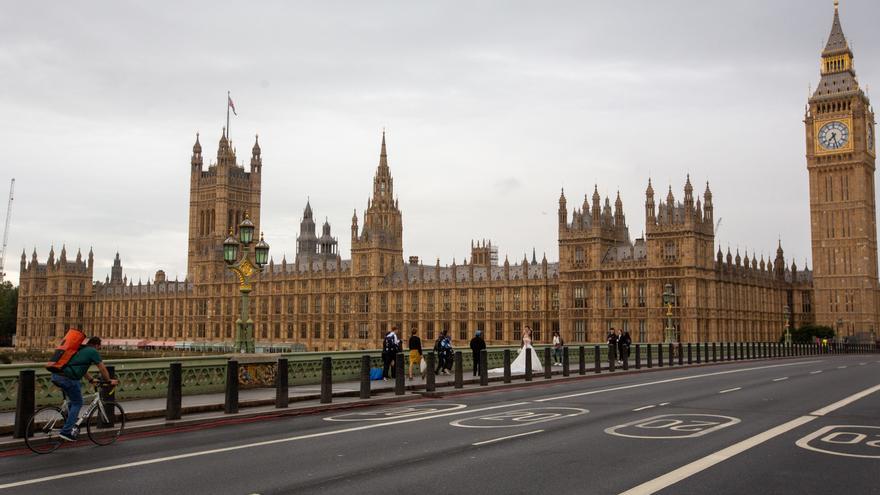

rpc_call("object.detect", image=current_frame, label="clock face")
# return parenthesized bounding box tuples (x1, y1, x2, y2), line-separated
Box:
(818, 121, 850, 150)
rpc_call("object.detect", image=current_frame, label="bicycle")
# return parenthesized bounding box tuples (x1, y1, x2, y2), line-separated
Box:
(24, 381, 126, 454)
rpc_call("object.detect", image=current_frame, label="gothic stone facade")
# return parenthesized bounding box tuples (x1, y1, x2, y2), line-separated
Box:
(18, 5, 876, 351)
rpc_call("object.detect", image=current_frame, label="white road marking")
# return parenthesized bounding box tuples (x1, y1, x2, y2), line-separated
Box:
(618, 382, 880, 495)
(718, 387, 741, 394)
(838, 366, 848, 369)
(472, 429, 544, 446)
(796, 425, 880, 459)
(659, 402, 670, 406)
(534, 360, 821, 402)
(810, 383, 880, 416)
(859, 362, 866, 366)
(0, 401, 529, 490)
(810, 370, 823, 374)
(633, 405, 656, 412)
(772, 377, 789, 382)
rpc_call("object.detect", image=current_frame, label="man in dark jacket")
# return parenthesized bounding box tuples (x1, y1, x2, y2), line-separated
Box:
(469, 330, 487, 376)
(607, 329, 618, 367)
(619, 329, 632, 366)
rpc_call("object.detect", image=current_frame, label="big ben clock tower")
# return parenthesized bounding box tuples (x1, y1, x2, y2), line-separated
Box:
(806, 1, 879, 337)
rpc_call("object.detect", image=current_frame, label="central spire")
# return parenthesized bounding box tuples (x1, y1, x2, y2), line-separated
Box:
(372, 130, 394, 203)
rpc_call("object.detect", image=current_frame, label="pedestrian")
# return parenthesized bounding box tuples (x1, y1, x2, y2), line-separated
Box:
(408, 327, 422, 380)
(382, 327, 401, 380)
(552, 330, 563, 366)
(607, 328, 618, 366)
(616, 328, 624, 365)
(620, 329, 632, 365)
(435, 329, 453, 375)
(49, 336, 118, 441)
(470, 330, 486, 376)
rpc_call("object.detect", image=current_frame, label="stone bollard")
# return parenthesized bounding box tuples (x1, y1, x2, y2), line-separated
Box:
(225, 360, 239, 414)
(360, 355, 371, 399)
(167, 362, 183, 419)
(578, 346, 586, 375)
(13, 369, 35, 439)
(525, 350, 533, 381)
(395, 353, 405, 395)
(712, 342, 717, 362)
(687, 343, 692, 365)
(678, 343, 684, 366)
(426, 352, 436, 392)
(658, 343, 664, 367)
(544, 348, 552, 379)
(704, 342, 709, 362)
(669, 343, 675, 367)
(480, 349, 489, 386)
(594, 345, 601, 373)
(563, 347, 570, 377)
(696, 342, 701, 364)
(320, 356, 332, 404)
(634, 345, 641, 370)
(622, 348, 629, 371)
(275, 358, 289, 409)
(503, 349, 512, 384)
(454, 351, 463, 389)
(727, 342, 732, 361)
(647, 343, 653, 368)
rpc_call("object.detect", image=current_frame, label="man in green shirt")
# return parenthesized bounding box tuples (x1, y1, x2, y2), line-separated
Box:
(50, 337, 117, 441)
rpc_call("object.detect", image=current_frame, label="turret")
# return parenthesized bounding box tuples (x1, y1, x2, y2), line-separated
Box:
(703, 182, 713, 223)
(775, 240, 786, 280)
(683, 175, 694, 221)
(558, 188, 567, 227)
(614, 191, 624, 228)
(645, 179, 655, 223)
(591, 185, 601, 224)
(191, 133, 203, 170)
(351, 209, 358, 240)
(87, 247, 94, 271)
(250, 134, 262, 173)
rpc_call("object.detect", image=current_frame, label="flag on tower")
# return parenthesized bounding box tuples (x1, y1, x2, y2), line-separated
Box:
(228, 94, 237, 116)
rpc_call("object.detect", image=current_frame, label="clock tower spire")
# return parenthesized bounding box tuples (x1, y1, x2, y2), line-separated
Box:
(805, 1, 879, 337)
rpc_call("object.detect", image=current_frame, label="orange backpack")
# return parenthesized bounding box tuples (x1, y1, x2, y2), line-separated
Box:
(45, 328, 88, 373)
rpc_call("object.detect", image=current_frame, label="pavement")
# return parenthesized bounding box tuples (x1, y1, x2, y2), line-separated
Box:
(1, 352, 877, 494)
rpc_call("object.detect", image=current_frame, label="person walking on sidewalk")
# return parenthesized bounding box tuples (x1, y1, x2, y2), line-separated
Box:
(382, 328, 401, 380)
(607, 329, 619, 367)
(408, 327, 423, 380)
(470, 330, 486, 376)
(552, 330, 563, 366)
(50, 336, 118, 441)
(619, 329, 632, 366)
(435, 330, 453, 375)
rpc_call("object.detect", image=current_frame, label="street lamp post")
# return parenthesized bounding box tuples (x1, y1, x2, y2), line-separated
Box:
(223, 214, 270, 353)
(783, 305, 791, 345)
(662, 283, 675, 344)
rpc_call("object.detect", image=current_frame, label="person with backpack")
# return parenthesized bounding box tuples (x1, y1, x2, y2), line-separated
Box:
(382, 327, 401, 380)
(552, 330, 564, 366)
(434, 330, 453, 375)
(50, 335, 117, 441)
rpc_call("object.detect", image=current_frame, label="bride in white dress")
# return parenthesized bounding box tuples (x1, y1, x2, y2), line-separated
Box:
(491, 328, 543, 373)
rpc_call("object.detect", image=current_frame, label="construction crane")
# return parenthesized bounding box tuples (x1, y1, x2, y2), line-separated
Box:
(0, 178, 14, 283)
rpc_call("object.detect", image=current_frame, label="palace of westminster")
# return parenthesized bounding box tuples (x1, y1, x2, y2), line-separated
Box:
(14, 4, 880, 350)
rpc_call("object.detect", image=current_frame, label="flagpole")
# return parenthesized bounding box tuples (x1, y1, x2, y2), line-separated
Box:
(226, 91, 230, 140)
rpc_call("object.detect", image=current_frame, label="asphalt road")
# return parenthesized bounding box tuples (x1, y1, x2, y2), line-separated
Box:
(1, 355, 878, 495)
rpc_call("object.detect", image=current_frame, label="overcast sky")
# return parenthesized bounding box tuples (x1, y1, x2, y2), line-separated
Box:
(1, 0, 878, 284)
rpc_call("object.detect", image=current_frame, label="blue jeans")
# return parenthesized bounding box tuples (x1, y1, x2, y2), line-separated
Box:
(51, 374, 82, 436)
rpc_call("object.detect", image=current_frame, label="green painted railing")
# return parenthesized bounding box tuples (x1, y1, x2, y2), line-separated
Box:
(0, 344, 599, 411)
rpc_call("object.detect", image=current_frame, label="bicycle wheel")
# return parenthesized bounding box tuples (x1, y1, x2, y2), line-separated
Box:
(85, 402, 125, 446)
(24, 406, 66, 454)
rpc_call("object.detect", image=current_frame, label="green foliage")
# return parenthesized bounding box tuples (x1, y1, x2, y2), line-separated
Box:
(0, 281, 16, 345)
(791, 324, 835, 343)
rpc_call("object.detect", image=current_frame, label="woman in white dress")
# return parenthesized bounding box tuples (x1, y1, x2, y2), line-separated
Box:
(491, 327, 543, 373)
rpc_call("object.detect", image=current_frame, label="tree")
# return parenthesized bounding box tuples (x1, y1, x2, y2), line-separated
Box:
(0, 281, 17, 346)
(791, 324, 834, 344)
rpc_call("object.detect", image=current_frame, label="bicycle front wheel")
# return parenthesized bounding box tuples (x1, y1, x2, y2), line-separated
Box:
(86, 402, 125, 446)
(24, 406, 66, 454)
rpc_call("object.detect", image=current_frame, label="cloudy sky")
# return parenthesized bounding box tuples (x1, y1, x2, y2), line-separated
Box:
(1, 0, 878, 284)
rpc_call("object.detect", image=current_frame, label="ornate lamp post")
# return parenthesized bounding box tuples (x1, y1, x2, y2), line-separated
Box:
(662, 283, 676, 344)
(223, 214, 270, 353)
(783, 305, 792, 344)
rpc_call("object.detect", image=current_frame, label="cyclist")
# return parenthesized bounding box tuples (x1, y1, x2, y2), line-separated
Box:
(50, 336, 118, 441)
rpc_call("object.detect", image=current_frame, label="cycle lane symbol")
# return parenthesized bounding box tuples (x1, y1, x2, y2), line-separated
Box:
(796, 425, 880, 459)
(324, 403, 466, 421)
(605, 414, 741, 439)
(450, 407, 588, 428)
